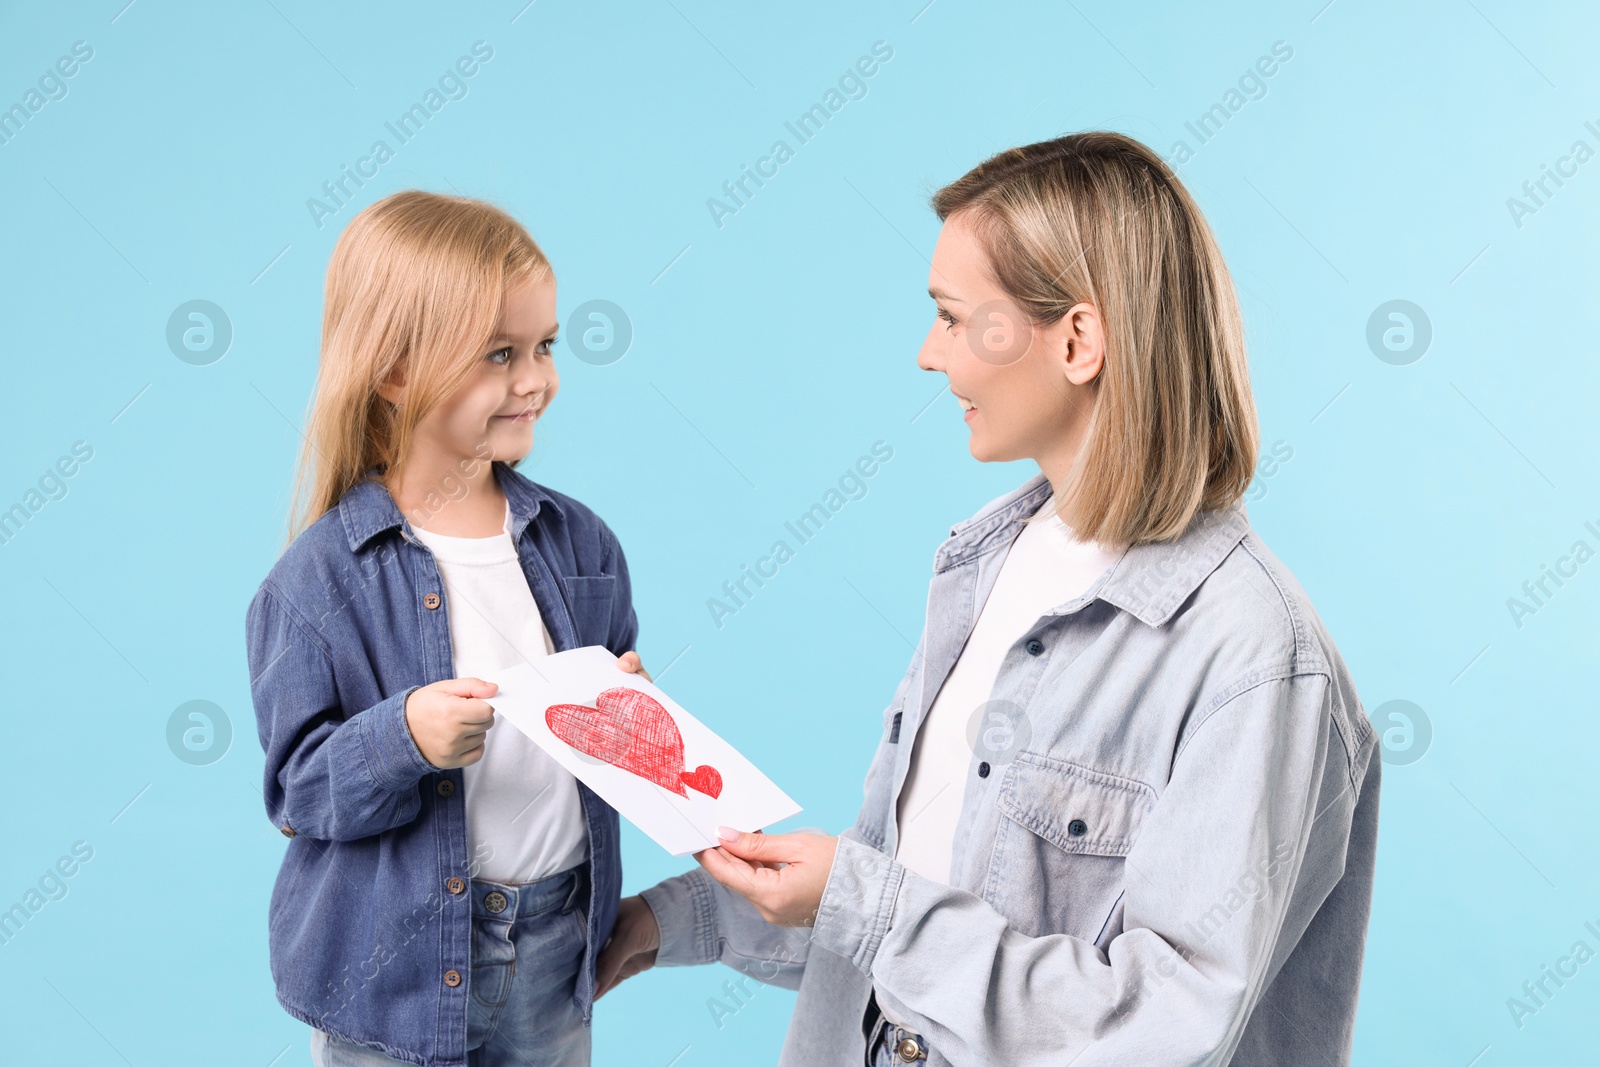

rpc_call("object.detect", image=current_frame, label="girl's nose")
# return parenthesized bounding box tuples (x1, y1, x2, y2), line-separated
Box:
(514, 359, 554, 397)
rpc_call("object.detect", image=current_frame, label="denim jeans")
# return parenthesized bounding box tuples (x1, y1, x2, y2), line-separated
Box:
(864, 1004, 930, 1065)
(311, 864, 591, 1067)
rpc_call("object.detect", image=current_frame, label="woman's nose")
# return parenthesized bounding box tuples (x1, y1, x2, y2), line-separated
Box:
(917, 323, 945, 373)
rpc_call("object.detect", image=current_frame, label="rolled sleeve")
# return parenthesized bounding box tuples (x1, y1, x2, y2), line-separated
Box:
(640, 868, 721, 967)
(809, 833, 905, 973)
(640, 864, 814, 988)
(359, 683, 435, 790)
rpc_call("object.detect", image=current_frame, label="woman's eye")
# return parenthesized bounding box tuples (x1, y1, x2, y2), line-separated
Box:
(937, 309, 958, 331)
(488, 346, 513, 365)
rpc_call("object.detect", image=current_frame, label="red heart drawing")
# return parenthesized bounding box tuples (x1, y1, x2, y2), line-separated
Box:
(544, 686, 722, 799)
(679, 765, 723, 800)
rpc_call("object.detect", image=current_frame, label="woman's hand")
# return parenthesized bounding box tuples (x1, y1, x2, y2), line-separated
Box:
(615, 650, 652, 682)
(594, 894, 660, 999)
(696, 828, 839, 927)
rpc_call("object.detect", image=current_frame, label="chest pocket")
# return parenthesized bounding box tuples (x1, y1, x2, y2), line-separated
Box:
(561, 574, 616, 647)
(850, 691, 912, 852)
(984, 751, 1155, 946)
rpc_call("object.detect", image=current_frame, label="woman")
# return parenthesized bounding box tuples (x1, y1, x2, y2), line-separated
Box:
(601, 131, 1379, 1066)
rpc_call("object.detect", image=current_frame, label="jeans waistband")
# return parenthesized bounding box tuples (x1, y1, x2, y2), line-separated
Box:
(863, 990, 928, 1063)
(471, 862, 587, 920)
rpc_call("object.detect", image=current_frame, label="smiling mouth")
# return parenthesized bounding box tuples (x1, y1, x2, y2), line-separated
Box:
(497, 399, 543, 421)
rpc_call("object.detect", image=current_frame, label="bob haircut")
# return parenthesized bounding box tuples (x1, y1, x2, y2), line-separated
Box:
(931, 131, 1259, 546)
(284, 190, 553, 547)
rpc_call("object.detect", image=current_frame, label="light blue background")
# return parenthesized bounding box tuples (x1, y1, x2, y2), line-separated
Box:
(2, 1, 1596, 1064)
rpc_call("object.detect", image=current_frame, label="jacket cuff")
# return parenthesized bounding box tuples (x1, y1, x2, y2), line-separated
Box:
(640, 868, 720, 967)
(359, 684, 436, 790)
(809, 834, 904, 975)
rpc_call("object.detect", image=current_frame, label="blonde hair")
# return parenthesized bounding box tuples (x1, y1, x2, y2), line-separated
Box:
(283, 190, 553, 548)
(932, 131, 1258, 545)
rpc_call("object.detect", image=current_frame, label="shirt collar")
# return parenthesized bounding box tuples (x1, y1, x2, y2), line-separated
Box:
(934, 471, 1252, 627)
(339, 460, 563, 552)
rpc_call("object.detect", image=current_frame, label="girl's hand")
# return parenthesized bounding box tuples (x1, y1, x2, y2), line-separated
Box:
(594, 895, 660, 999)
(696, 828, 839, 927)
(615, 650, 652, 682)
(403, 677, 498, 769)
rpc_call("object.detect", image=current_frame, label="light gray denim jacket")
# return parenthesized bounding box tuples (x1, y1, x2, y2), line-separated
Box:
(640, 473, 1380, 1066)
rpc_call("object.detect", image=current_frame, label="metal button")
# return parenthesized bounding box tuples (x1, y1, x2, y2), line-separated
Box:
(280, 825, 296, 838)
(436, 779, 455, 797)
(484, 890, 509, 914)
(443, 969, 461, 987)
(423, 592, 441, 610)
(896, 1035, 926, 1061)
(1025, 638, 1045, 656)
(977, 761, 990, 778)
(1068, 818, 1088, 837)
(446, 877, 465, 895)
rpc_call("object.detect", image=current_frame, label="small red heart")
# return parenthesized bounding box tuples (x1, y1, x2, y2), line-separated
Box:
(679, 764, 723, 799)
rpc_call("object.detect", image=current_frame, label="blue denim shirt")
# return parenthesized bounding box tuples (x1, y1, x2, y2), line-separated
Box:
(641, 472, 1380, 1066)
(245, 461, 637, 1067)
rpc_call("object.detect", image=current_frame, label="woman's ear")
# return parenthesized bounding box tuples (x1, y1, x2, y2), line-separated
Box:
(1059, 302, 1105, 386)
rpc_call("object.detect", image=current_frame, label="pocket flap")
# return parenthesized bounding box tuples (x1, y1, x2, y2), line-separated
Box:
(562, 573, 617, 599)
(997, 753, 1155, 857)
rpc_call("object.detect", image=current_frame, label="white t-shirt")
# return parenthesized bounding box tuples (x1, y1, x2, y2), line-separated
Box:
(409, 500, 589, 884)
(894, 494, 1124, 884)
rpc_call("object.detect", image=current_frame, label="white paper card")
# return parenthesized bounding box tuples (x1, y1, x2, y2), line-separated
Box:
(482, 645, 802, 856)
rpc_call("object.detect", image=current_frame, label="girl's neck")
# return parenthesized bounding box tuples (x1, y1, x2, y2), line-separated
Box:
(385, 458, 507, 537)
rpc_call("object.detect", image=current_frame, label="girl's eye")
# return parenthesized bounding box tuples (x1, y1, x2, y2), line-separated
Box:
(536, 337, 558, 357)
(488, 346, 513, 365)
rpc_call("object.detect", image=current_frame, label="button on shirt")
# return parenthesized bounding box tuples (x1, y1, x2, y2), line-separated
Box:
(409, 499, 588, 884)
(895, 494, 1122, 883)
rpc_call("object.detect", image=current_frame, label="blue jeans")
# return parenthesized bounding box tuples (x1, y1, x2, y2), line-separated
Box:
(864, 1000, 930, 1065)
(311, 864, 591, 1067)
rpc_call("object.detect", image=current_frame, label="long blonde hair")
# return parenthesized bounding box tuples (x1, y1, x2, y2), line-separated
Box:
(283, 190, 553, 548)
(932, 132, 1258, 545)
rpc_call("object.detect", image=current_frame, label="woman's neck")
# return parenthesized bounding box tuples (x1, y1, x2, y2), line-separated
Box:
(1034, 430, 1087, 516)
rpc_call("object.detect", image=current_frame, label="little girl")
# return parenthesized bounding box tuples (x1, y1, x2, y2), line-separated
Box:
(245, 190, 641, 1067)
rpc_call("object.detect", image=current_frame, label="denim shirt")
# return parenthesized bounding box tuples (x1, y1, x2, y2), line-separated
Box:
(245, 461, 637, 1067)
(641, 472, 1380, 1066)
